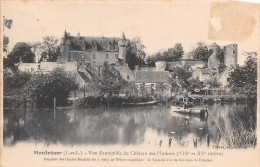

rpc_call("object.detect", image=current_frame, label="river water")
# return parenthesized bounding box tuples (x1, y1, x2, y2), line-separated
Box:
(3, 103, 256, 148)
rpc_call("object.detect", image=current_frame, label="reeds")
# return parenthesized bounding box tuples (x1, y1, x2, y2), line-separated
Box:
(217, 116, 256, 148)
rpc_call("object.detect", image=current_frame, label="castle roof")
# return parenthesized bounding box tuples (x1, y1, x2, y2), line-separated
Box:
(67, 35, 127, 51)
(135, 71, 170, 83)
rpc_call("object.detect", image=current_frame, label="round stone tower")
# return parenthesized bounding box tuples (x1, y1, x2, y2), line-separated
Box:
(155, 61, 166, 71)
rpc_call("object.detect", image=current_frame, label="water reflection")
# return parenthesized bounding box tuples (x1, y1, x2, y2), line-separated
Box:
(4, 103, 256, 148)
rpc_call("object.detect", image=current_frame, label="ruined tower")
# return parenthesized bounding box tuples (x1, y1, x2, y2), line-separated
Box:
(223, 44, 237, 68)
(208, 43, 220, 69)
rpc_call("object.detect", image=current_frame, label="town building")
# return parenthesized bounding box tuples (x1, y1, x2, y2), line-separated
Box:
(18, 58, 77, 74)
(135, 61, 171, 97)
(192, 68, 217, 81)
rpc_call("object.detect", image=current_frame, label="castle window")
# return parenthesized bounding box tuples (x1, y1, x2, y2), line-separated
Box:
(233, 44, 236, 48)
(127, 75, 129, 80)
(38, 65, 40, 70)
(93, 61, 96, 66)
(227, 78, 231, 81)
(106, 54, 109, 59)
(115, 54, 118, 59)
(31, 68, 34, 72)
(233, 50, 235, 54)
(93, 53, 96, 59)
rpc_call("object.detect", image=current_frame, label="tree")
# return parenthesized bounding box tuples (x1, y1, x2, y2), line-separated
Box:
(31, 36, 61, 62)
(3, 69, 32, 96)
(187, 77, 204, 91)
(89, 63, 126, 97)
(126, 37, 146, 70)
(4, 42, 35, 70)
(122, 81, 138, 97)
(168, 66, 192, 95)
(204, 78, 222, 88)
(23, 67, 78, 108)
(3, 16, 13, 53)
(228, 53, 257, 101)
(167, 43, 184, 61)
(147, 43, 184, 64)
(190, 42, 209, 62)
(156, 83, 168, 98)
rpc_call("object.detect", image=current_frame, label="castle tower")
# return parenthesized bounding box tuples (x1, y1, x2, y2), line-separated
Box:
(118, 32, 128, 60)
(208, 43, 220, 69)
(224, 44, 237, 68)
(60, 30, 71, 63)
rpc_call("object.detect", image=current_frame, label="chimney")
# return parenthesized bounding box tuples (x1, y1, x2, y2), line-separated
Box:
(77, 32, 80, 38)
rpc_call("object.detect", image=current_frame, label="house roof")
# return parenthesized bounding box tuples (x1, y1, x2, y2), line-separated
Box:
(135, 71, 170, 83)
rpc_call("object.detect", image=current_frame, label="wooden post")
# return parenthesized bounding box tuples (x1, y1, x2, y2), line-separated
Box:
(54, 98, 56, 109)
(84, 85, 86, 98)
(54, 98, 56, 119)
(206, 134, 210, 147)
(193, 138, 197, 148)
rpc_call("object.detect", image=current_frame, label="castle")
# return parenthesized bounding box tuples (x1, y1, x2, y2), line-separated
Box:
(192, 43, 238, 87)
(59, 31, 128, 67)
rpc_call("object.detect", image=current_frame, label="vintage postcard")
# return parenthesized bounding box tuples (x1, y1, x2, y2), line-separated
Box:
(0, 0, 259, 167)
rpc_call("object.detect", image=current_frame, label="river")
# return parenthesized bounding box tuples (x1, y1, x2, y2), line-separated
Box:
(3, 103, 256, 148)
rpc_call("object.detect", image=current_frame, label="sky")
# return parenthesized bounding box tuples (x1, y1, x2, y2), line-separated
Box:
(2, 1, 259, 64)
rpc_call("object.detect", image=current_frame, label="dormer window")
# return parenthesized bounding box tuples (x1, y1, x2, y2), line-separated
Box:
(92, 46, 97, 50)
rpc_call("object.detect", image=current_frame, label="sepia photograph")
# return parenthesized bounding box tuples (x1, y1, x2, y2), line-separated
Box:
(1, 0, 259, 167)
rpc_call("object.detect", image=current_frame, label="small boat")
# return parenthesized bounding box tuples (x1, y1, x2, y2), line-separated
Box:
(171, 106, 208, 117)
(122, 100, 158, 107)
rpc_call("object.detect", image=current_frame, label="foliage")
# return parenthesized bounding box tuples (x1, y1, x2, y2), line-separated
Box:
(126, 37, 146, 70)
(168, 66, 192, 95)
(204, 78, 222, 88)
(168, 43, 184, 61)
(4, 42, 35, 70)
(156, 83, 168, 97)
(122, 81, 138, 97)
(170, 66, 192, 82)
(22, 68, 78, 108)
(228, 53, 257, 101)
(147, 43, 184, 64)
(187, 77, 204, 91)
(3, 69, 32, 96)
(3, 16, 13, 53)
(88, 64, 126, 97)
(189, 42, 209, 62)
